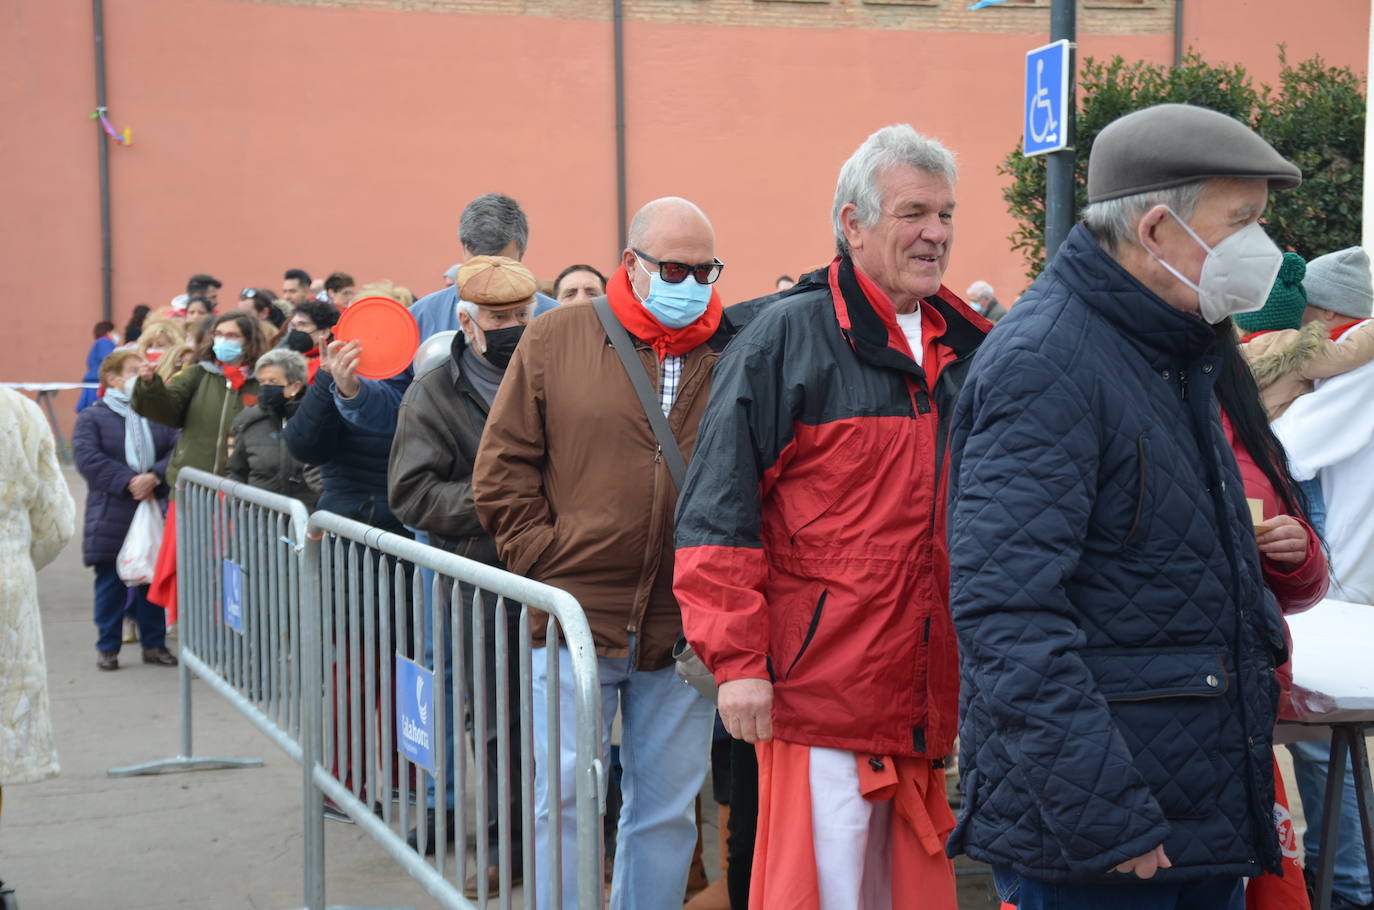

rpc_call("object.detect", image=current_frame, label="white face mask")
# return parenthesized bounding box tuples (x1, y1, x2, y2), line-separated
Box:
(1148, 208, 1283, 325)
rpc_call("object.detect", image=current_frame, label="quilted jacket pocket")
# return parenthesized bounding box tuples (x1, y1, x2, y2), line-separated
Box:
(1082, 648, 1229, 819)
(1121, 434, 1150, 550)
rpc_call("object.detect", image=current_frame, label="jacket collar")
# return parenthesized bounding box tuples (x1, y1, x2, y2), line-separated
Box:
(1052, 223, 1218, 362)
(445, 329, 493, 413)
(829, 255, 988, 381)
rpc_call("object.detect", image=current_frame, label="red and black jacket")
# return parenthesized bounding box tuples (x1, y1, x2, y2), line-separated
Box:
(674, 256, 989, 757)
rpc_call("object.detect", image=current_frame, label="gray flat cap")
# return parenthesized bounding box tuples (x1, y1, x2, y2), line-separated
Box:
(1087, 103, 1301, 203)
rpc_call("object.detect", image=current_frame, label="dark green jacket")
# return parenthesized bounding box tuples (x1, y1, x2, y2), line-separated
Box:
(132, 362, 260, 494)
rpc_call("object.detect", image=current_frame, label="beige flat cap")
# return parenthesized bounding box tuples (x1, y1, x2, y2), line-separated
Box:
(456, 256, 538, 310)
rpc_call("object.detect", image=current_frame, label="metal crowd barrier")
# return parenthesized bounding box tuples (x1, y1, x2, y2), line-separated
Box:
(301, 511, 606, 910)
(107, 468, 606, 910)
(108, 467, 310, 776)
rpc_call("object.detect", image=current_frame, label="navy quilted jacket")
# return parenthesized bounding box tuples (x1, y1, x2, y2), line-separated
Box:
(946, 224, 1287, 883)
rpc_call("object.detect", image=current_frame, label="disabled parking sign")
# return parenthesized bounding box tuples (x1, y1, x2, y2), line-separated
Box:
(395, 656, 436, 773)
(223, 559, 245, 634)
(1024, 39, 1073, 157)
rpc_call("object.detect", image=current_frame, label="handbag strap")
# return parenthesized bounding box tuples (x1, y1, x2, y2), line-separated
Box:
(593, 296, 689, 490)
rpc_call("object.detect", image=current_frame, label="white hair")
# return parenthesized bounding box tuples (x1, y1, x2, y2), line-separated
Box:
(832, 124, 958, 256)
(1081, 181, 1207, 254)
(966, 280, 995, 302)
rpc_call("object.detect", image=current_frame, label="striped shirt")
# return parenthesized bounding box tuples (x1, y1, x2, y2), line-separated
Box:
(660, 355, 684, 416)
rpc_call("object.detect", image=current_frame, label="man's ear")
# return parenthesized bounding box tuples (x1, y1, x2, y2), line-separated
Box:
(1136, 204, 1171, 256)
(839, 203, 864, 252)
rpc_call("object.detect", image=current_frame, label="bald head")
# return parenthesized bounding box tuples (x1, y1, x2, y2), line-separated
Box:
(623, 196, 717, 299)
(627, 197, 714, 251)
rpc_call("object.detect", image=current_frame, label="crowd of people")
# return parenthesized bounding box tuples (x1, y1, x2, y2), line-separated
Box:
(57, 102, 1374, 910)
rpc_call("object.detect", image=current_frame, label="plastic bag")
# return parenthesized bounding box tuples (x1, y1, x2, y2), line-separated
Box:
(116, 499, 164, 586)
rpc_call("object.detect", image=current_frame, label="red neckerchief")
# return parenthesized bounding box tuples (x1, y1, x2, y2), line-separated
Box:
(1331, 320, 1365, 341)
(1240, 328, 1280, 343)
(606, 265, 723, 361)
(222, 363, 249, 391)
(307, 354, 320, 384)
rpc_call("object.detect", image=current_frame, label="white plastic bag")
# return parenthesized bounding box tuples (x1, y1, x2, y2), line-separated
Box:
(116, 500, 164, 586)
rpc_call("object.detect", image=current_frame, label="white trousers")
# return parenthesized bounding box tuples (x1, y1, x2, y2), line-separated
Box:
(809, 746, 894, 910)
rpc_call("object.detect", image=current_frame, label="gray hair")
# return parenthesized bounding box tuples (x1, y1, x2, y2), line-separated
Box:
(1081, 181, 1206, 254)
(832, 124, 958, 256)
(255, 348, 309, 386)
(966, 280, 995, 302)
(459, 193, 529, 257)
(456, 299, 481, 322)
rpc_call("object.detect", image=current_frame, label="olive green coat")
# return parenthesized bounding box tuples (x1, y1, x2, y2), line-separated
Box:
(132, 362, 260, 495)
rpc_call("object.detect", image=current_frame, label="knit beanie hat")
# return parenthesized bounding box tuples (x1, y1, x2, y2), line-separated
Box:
(1305, 246, 1374, 320)
(1235, 252, 1307, 333)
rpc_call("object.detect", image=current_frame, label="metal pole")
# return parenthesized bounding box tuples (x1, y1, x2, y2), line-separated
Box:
(1172, 0, 1185, 68)
(1044, 0, 1077, 262)
(93, 0, 113, 323)
(613, 0, 628, 254)
(302, 530, 326, 910)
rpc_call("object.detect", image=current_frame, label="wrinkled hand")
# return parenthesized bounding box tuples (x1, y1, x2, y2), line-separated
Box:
(1114, 844, 1172, 879)
(128, 472, 158, 501)
(1257, 515, 1308, 565)
(326, 339, 363, 399)
(137, 360, 156, 383)
(718, 678, 773, 743)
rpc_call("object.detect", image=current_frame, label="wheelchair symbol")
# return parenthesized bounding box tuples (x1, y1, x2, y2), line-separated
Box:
(1029, 58, 1058, 145)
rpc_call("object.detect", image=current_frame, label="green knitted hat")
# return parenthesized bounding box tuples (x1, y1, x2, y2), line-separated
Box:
(1235, 252, 1307, 332)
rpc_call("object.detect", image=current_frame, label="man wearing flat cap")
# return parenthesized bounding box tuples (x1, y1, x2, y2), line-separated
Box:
(945, 104, 1301, 908)
(388, 255, 535, 893)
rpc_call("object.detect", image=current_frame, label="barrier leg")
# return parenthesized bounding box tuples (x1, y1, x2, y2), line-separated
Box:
(107, 653, 264, 777)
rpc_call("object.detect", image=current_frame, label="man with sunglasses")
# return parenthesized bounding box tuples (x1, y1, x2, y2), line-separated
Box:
(673, 125, 990, 908)
(474, 197, 731, 910)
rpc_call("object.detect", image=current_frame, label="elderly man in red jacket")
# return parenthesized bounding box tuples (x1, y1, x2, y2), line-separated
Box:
(673, 124, 989, 908)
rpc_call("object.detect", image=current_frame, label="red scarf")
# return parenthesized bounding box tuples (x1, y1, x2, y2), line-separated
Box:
(222, 363, 249, 391)
(1331, 320, 1366, 341)
(606, 265, 723, 360)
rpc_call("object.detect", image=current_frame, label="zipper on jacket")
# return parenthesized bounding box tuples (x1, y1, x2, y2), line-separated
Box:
(212, 378, 233, 475)
(784, 589, 828, 679)
(1178, 367, 1189, 401)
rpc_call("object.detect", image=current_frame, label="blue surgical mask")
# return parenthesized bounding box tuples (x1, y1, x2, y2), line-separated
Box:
(636, 258, 712, 329)
(213, 339, 244, 363)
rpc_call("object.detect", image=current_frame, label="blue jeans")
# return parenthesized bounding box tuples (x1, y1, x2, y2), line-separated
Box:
(1299, 478, 1327, 539)
(93, 562, 165, 652)
(1288, 738, 1373, 904)
(992, 867, 1243, 909)
(532, 643, 714, 910)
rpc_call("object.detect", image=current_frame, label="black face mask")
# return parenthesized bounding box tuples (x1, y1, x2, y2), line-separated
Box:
(481, 325, 525, 370)
(258, 384, 289, 415)
(285, 329, 315, 354)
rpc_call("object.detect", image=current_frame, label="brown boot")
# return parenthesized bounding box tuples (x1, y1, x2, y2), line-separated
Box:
(684, 796, 709, 900)
(685, 802, 732, 909)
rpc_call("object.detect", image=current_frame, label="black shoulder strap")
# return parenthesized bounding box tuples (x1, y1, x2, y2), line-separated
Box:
(592, 296, 689, 490)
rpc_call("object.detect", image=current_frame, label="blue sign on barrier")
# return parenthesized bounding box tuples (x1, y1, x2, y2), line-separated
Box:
(223, 558, 245, 634)
(395, 656, 436, 773)
(1024, 39, 1073, 157)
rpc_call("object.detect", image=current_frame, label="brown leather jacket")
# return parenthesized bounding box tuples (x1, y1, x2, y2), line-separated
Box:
(473, 300, 731, 670)
(388, 336, 500, 565)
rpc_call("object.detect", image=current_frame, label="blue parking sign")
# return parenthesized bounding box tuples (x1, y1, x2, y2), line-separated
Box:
(1024, 39, 1073, 157)
(223, 559, 245, 634)
(395, 656, 436, 773)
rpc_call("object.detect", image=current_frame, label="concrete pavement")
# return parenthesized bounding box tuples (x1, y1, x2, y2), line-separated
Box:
(1, 468, 437, 910)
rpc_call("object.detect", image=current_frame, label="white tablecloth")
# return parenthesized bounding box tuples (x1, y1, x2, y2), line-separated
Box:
(1285, 598, 1374, 724)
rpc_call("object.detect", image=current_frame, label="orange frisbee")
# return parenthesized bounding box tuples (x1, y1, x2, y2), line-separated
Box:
(334, 296, 420, 379)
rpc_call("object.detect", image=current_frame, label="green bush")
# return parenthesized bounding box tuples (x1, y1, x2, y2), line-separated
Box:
(1000, 49, 1366, 279)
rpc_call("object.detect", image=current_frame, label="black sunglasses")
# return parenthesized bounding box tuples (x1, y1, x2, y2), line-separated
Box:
(634, 250, 725, 285)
